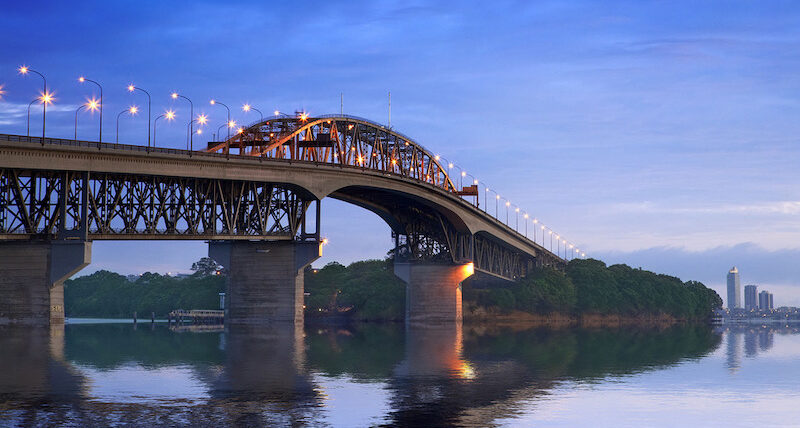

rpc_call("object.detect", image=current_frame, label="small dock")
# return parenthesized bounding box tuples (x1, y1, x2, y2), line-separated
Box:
(168, 309, 224, 325)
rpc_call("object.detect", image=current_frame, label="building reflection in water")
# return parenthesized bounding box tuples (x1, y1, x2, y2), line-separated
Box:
(717, 324, 796, 374)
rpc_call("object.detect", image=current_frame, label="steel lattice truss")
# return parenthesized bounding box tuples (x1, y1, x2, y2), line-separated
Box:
(389, 203, 551, 280)
(205, 115, 457, 193)
(0, 168, 316, 241)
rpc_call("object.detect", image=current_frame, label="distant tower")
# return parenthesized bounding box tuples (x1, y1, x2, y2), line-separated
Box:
(727, 267, 741, 309)
(744, 285, 758, 311)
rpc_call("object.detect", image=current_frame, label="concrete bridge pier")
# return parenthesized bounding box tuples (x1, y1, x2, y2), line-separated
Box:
(209, 240, 321, 325)
(0, 241, 92, 325)
(394, 262, 474, 324)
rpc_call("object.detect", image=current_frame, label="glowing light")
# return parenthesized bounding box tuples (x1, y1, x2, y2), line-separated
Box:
(127, 85, 135, 92)
(18, 66, 29, 74)
(0, 84, 6, 99)
(555, 234, 560, 239)
(269, 132, 274, 137)
(322, 238, 329, 245)
(39, 91, 54, 105)
(548, 230, 552, 235)
(350, 146, 356, 151)
(496, 195, 500, 200)
(405, 141, 409, 146)
(541, 225, 545, 230)
(391, 159, 397, 165)
(165, 109, 176, 120)
(569, 244, 574, 248)
(78, 77, 85, 83)
(348, 124, 354, 130)
(582, 253, 586, 257)
(435, 155, 441, 160)
(464, 262, 475, 277)
(299, 112, 309, 121)
(533, 219, 538, 224)
(242, 104, 251, 112)
(227, 120, 236, 128)
(237, 127, 244, 134)
(448, 163, 454, 169)
(524, 214, 529, 219)
(129, 106, 139, 115)
(209, 99, 216, 105)
(515, 208, 519, 212)
(473, 179, 479, 185)
(85, 98, 100, 112)
(357, 155, 364, 164)
(273, 110, 280, 116)
(171, 92, 179, 99)
(505, 201, 510, 207)
(197, 114, 208, 125)
(196, 129, 203, 135)
(461, 171, 466, 177)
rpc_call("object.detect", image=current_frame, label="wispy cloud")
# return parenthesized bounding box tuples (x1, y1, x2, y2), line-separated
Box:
(605, 201, 800, 216)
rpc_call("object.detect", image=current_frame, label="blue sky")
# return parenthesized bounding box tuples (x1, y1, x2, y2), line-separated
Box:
(2, 1, 799, 305)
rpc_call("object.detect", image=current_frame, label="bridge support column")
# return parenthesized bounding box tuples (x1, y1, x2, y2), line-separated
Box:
(394, 262, 474, 324)
(0, 241, 92, 325)
(209, 241, 321, 325)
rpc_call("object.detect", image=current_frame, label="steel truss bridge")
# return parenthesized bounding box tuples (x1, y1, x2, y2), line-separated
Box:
(0, 115, 567, 280)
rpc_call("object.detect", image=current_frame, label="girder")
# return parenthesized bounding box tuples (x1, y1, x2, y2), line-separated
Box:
(0, 168, 317, 241)
(205, 115, 457, 194)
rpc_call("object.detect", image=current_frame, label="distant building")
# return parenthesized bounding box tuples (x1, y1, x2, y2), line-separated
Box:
(727, 267, 741, 309)
(759, 290, 774, 311)
(744, 285, 758, 311)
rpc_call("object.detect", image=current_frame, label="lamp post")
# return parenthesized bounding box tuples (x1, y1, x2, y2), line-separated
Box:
(127, 85, 151, 148)
(26, 98, 37, 137)
(153, 110, 176, 148)
(210, 99, 231, 140)
(188, 114, 208, 151)
(242, 104, 263, 122)
(18, 66, 48, 143)
(79, 77, 103, 141)
(171, 92, 194, 150)
(74, 99, 99, 142)
(116, 106, 138, 143)
(74, 105, 85, 141)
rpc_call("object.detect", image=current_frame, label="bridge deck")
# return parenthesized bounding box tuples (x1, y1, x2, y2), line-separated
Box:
(0, 133, 566, 271)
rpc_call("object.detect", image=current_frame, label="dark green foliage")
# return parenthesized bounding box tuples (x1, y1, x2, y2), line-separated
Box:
(64, 270, 225, 318)
(304, 259, 406, 321)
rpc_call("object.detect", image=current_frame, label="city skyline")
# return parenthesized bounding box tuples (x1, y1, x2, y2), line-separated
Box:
(2, 1, 799, 304)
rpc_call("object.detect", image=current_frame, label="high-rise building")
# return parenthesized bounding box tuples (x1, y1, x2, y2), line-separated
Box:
(744, 285, 758, 311)
(727, 267, 741, 309)
(758, 290, 774, 311)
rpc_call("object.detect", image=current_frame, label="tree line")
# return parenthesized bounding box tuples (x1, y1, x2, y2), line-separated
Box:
(64, 257, 722, 321)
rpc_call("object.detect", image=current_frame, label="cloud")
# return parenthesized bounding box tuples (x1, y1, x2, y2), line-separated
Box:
(605, 201, 800, 216)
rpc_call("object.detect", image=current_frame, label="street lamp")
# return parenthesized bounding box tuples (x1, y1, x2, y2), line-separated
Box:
(210, 99, 231, 140)
(18, 66, 48, 143)
(187, 114, 208, 151)
(153, 110, 176, 148)
(242, 103, 263, 122)
(116, 106, 138, 143)
(26, 98, 38, 137)
(171, 92, 194, 150)
(79, 76, 103, 141)
(74, 104, 85, 141)
(127, 84, 151, 148)
(74, 98, 100, 141)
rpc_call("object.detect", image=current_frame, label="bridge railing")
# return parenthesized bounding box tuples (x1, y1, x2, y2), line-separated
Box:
(0, 133, 577, 262)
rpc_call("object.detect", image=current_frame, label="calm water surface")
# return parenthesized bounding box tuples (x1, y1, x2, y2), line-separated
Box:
(1, 321, 799, 427)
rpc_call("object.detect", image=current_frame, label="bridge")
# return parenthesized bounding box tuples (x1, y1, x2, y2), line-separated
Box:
(0, 114, 578, 326)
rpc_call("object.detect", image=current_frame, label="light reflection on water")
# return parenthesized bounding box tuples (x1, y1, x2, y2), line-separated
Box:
(0, 322, 799, 426)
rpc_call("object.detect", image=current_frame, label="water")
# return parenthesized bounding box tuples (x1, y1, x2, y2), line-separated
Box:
(1, 322, 799, 427)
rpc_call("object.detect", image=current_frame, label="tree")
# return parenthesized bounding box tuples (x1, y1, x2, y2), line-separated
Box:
(191, 257, 222, 276)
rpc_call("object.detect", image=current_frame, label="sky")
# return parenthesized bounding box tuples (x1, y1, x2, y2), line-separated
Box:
(1, 0, 799, 305)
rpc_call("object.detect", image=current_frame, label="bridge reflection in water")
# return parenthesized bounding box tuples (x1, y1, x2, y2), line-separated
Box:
(0, 321, 727, 426)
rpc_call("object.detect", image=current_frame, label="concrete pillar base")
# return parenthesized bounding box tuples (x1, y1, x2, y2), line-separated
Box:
(0, 241, 91, 326)
(209, 240, 321, 325)
(394, 262, 474, 324)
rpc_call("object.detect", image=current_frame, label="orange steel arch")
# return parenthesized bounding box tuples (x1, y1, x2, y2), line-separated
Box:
(204, 114, 457, 193)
